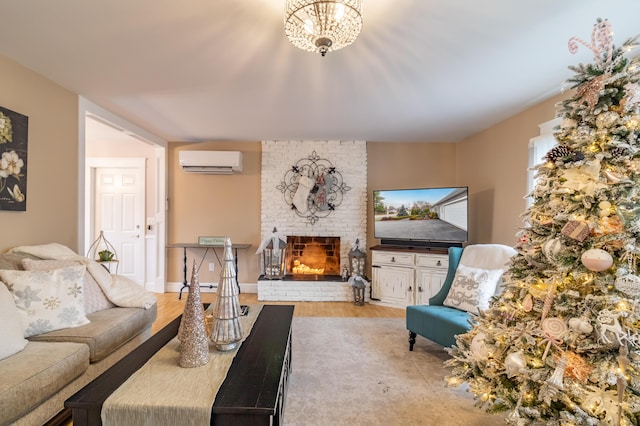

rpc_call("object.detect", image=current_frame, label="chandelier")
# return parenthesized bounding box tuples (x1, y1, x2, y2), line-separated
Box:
(284, 0, 363, 57)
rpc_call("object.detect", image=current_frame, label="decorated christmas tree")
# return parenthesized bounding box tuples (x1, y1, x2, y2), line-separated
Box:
(446, 19, 640, 425)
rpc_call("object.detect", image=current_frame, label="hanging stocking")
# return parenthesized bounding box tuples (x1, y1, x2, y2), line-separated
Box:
(314, 173, 329, 211)
(292, 174, 314, 213)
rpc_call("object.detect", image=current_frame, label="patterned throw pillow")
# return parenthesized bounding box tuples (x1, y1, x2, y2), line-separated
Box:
(443, 264, 504, 314)
(0, 282, 28, 360)
(22, 258, 115, 314)
(0, 265, 90, 337)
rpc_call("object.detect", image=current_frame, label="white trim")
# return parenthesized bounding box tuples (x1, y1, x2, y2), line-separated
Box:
(527, 118, 560, 205)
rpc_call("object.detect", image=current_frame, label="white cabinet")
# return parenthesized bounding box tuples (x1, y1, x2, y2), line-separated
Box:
(371, 247, 449, 309)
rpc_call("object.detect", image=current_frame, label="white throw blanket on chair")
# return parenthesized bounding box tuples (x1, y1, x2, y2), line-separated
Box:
(8, 243, 155, 309)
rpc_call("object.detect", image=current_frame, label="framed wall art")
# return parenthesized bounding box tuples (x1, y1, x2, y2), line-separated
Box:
(0, 106, 28, 211)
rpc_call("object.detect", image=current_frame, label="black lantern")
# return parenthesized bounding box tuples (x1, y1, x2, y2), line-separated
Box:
(262, 228, 287, 280)
(348, 239, 366, 277)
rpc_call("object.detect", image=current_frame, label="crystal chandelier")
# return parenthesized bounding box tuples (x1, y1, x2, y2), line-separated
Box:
(284, 0, 363, 57)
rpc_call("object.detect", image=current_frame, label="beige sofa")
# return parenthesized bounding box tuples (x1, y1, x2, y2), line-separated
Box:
(0, 248, 157, 426)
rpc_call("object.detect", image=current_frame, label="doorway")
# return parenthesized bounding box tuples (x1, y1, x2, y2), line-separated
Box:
(80, 98, 167, 293)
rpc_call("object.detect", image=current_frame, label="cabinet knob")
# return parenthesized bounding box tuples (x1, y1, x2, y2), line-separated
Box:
(391, 257, 396, 262)
(418, 286, 423, 292)
(408, 286, 412, 292)
(436, 260, 441, 266)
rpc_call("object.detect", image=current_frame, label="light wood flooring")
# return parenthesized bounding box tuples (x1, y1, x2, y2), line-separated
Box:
(153, 292, 405, 334)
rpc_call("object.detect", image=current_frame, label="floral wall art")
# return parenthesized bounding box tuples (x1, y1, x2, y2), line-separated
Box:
(0, 106, 27, 211)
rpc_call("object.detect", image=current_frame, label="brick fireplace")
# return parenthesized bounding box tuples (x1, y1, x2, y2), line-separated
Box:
(258, 140, 368, 302)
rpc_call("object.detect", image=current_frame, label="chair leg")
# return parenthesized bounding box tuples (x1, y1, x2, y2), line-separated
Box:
(409, 331, 416, 351)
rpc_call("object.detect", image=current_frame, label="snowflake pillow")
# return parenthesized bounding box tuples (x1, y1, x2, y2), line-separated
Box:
(443, 264, 504, 314)
(0, 265, 90, 338)
(22, 258, 115, 314)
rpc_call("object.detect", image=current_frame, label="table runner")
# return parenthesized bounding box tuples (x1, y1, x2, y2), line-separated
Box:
(101, 305, 262, 426)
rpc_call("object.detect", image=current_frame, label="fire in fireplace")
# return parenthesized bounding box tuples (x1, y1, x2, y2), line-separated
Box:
(286, 236, 340, 276)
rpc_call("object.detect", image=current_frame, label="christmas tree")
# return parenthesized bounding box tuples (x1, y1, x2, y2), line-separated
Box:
(446, 19, 640, 425)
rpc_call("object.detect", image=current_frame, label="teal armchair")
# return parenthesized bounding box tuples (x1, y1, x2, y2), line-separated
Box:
(406, 244, 516, 349)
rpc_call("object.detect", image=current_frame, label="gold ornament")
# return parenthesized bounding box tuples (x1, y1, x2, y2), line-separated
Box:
(595, 111, 620, 129)
(576, 74, 609, 109)
(595, 215, 624, 236)
(563, 351, 592, 383)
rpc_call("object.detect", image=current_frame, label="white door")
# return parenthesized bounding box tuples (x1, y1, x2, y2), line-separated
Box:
(93, 165, 145, 285)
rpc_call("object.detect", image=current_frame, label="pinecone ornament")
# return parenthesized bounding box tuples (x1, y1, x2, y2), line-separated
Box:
(545, 145, 584, 163)
(610, 146, 629, 159)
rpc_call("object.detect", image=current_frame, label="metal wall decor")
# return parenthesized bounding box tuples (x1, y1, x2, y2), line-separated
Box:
(276, 151, 350, 225)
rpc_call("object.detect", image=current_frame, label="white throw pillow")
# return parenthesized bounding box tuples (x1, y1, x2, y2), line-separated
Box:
(0, 282, 28, 360)
(85, 261, 155, 309)
(0, 265, 90, 337)
(443, 264, 504, 314)
(9, 242, 79, 259)
(22, 258, 115, 314)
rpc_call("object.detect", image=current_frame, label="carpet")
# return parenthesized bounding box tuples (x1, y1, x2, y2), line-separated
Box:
(284, 317, 506, 426)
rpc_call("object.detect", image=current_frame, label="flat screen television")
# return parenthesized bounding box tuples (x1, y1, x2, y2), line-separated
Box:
(373, 186, 468, 248)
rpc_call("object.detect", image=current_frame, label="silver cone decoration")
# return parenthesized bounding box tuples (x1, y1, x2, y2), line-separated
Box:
(210, 237, 244, 351)
(178, 260, 210, 368)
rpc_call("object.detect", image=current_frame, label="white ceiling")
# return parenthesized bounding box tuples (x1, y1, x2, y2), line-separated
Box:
(1, 0, 639, 143)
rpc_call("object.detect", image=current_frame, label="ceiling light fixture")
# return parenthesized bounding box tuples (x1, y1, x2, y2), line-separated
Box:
(284, 0, 362, 57)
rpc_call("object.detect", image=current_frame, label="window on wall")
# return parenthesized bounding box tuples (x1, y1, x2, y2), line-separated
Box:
(527, 118, 561, 206)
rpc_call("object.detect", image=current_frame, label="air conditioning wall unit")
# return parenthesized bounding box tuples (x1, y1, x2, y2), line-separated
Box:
(178, 150, 243, 174)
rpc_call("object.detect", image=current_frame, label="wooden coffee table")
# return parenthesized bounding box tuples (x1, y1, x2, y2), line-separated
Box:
(65, 305, 294, 426)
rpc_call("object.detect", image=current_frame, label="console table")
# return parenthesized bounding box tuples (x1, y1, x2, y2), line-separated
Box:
(167, 242, 251, 299)
(65, 304, 294, 426)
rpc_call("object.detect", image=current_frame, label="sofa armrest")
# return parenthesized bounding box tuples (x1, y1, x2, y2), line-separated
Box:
(428, 246, 463, 306)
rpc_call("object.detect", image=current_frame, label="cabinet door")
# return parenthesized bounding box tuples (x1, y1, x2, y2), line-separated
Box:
(376, 266, 414, 308)
(415, 269, 448, 305)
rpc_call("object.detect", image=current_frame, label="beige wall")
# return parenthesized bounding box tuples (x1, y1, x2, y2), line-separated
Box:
(455, 93, 568, 245)
(0, 54, 79, 252)
(167, 141, 262, 284)
(0, 50, 572, 283)
(365, 142, 457, 251)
